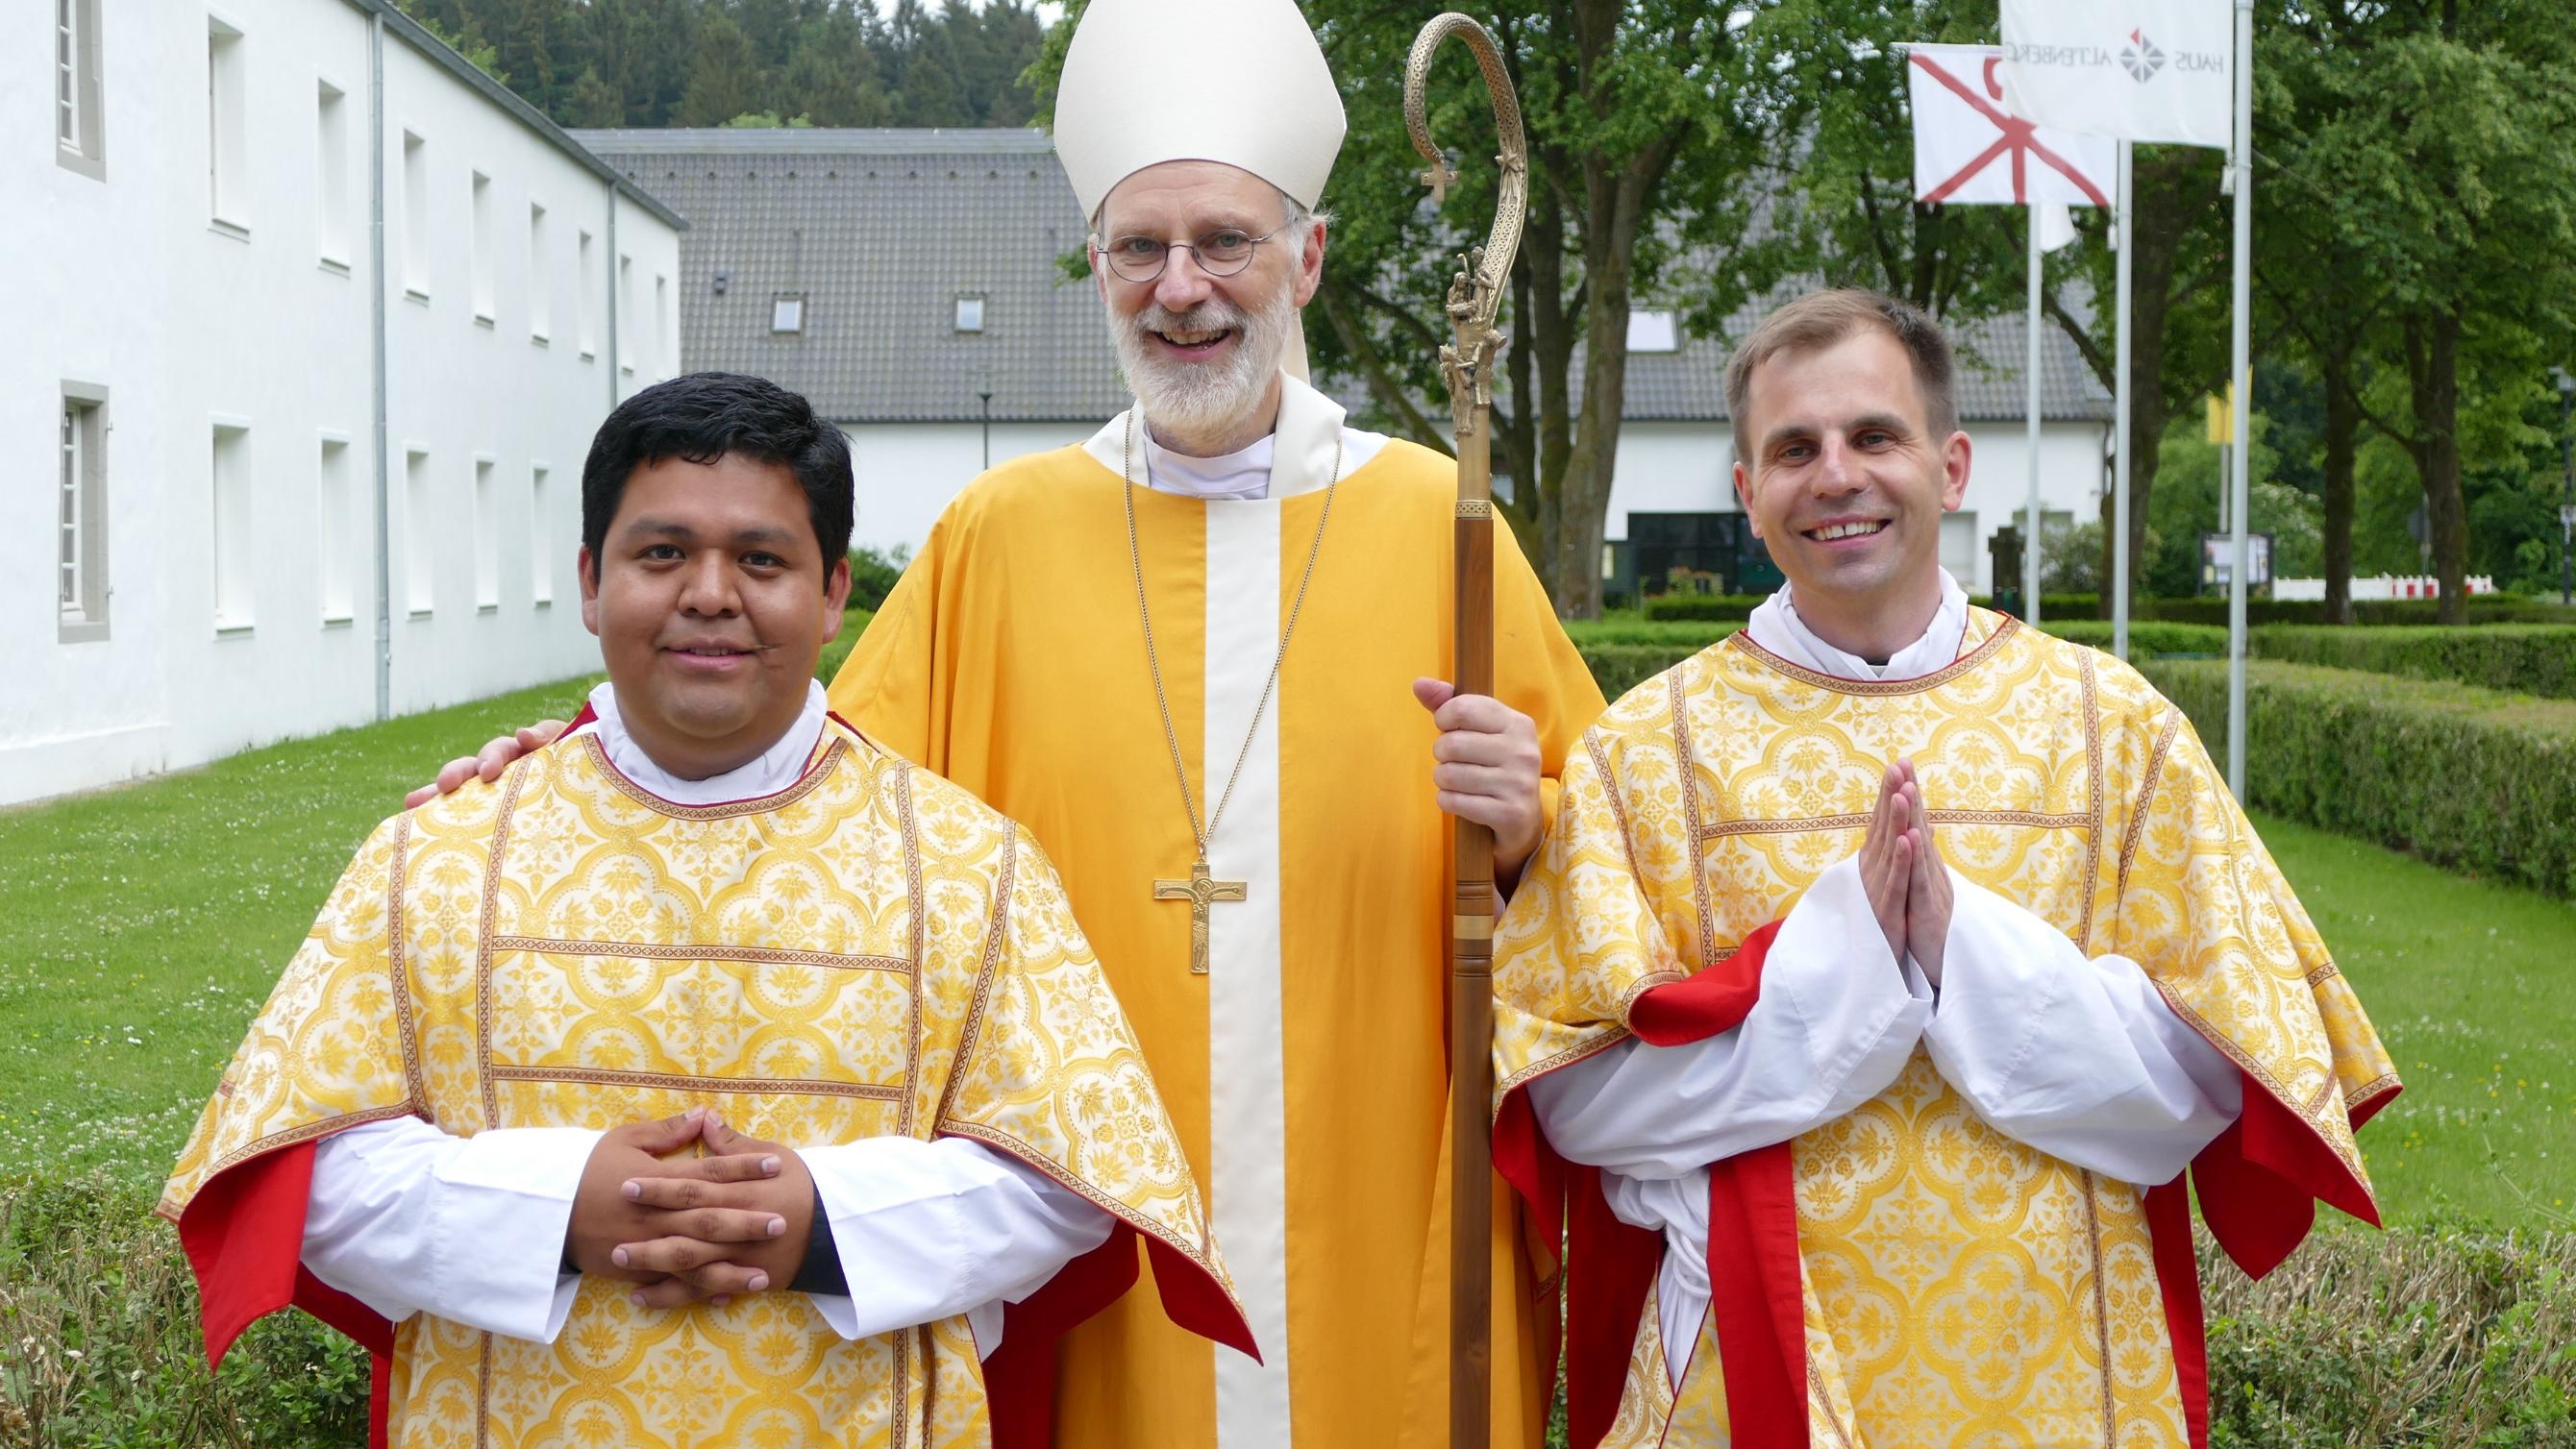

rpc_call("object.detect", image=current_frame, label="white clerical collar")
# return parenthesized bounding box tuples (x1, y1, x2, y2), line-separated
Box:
(565, 677, 830, 805)
(1746, 569, 1970, 682)
(1082, 369, 1389, 502)
(1143, 429, 1276, 501)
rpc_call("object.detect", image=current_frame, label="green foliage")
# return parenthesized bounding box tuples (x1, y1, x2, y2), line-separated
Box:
(1580, 642, 1726, 701)
(1641, 594, 1767, 623)
(843, 546, 907, 614)
(2039, 620, 2229, 658)
(2253, 626, 2576, 700)
(2143, 660, 2576, 899)
(392, 0, 1043, 133)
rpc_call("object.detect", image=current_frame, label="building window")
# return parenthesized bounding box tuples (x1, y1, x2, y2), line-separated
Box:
(617, 255, 635, 374)
(772, 295, 805, 333)
(59, 386, 109, 641)
(470, 171, 495, 324)
(954, 295, 985, 333)
(211, 420, 253, 631)
(654, 274, 670, 378)
(401, 131, 430, 300)
(405, 446, 433, 615)
(473, 457, 500, 609)
(1626, 308, 1679, 354)
(577, 230, 597, 357)
(207, 16, 247, 233)
(316, 81, 351, 268)
(530, 465, 553, 605)
(57, 0, 104, 179)
(528, 203, 550, 344)
(1941, 510, 1979, 590)
(318, 433, 354, 623)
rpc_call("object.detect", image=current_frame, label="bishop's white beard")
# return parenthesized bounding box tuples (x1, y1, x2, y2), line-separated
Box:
(1108, 288, 1295, 452)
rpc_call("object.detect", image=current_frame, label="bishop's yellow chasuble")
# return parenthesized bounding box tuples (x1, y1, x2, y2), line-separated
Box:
(829, 432, 1606, 1449)
(162, 719, 1241, 1448)
(1494, 611, 2398, 1448)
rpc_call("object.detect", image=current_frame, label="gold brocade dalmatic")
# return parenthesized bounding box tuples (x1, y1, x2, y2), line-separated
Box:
(162, 721, 1239, 1449)
(830, 439, 1606, 1449)
(1493, 611, 2398, 1448)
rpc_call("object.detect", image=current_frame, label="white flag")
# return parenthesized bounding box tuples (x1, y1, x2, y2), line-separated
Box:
(1999, 0, 2232, 149)
(1907, 45, 2115, 208)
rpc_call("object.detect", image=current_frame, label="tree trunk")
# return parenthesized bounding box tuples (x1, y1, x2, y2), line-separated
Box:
(1550, 156, 1653, 619)
(2405, 308, 2469, 624)
(2319, 360, 2359, 626)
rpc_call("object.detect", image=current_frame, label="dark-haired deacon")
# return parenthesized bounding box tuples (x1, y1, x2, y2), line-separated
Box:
(1490, 290, 2398, 1445)
(161, 373, 1247, 1446)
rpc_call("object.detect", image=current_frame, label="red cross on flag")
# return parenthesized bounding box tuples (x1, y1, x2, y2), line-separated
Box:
(1908, 43, 2115, 209)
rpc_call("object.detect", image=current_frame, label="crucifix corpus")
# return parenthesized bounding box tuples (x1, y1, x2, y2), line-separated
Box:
(1154, 857, 1248, 975)
(1404, 12, 1527, 1447)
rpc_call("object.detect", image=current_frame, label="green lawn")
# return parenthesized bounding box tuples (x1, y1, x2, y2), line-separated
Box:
(0, 663, 2567, 1230)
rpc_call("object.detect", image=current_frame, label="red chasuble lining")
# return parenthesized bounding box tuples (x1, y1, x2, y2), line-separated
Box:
(1498, 917, 2393, 1449)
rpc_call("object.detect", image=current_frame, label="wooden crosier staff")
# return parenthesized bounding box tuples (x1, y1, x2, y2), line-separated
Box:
(1405, 13, 1526, 1447)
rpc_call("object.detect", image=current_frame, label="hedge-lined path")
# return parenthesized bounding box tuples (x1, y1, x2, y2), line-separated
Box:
(0, 656, 2566, 1226)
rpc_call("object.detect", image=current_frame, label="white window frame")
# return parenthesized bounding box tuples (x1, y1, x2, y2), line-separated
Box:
(469, 170, 496, 325)
(401, 131, 431, 302)
(318, 431, 356, 625)
(617, 254, 635, 375)
(206, 13, 248, 235)
(772, 294, 805, 333)
(211, 417, 255, 633)
(57, 0, 105, 180)
(954, 294, 986, 333)
(577, 229, 597, 357)
(530, 464, 554, 606)
(1626, 308, 1680, 354)
(528, 202, 551, 344)
(473, 454, 500, 610)
(316, 78, 352, 270)
(654, 274, 670, 378)
(404, 444, 434, 616)
(59, 383, 110, 642)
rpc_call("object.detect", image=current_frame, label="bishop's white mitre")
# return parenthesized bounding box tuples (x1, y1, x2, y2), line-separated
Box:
(1053, 0, 1347, 380)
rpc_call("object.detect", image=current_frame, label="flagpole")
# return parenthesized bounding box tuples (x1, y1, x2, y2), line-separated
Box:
(2025, 207, 2043, 622)
(2114, 140, 2133, 660)
(2227, 0, 2253, 798)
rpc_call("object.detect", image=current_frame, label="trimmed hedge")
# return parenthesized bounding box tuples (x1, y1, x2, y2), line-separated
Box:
(1583, 641, 1726, 700)
(2252, 626, 2576, 701)
(2142, 659, 2576, 900)
(2045, 594, 2576, 626)
(1640, 593, 1767, 622)
(2042, 620, 2231, 658)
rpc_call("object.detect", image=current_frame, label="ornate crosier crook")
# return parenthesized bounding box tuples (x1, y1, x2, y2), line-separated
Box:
(1404, 13, 1525, 1446)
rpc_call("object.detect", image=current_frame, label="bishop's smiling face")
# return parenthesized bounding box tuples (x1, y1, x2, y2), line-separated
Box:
(1091, 160, 1325, 453)
(1732, 329, 1971, 632)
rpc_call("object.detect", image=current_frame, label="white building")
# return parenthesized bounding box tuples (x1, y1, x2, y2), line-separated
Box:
(11, 0, 684, 806)
(575, 127, 2111, 593)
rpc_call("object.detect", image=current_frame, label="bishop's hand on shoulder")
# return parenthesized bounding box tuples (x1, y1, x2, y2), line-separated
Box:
(404, 720, 566, 808)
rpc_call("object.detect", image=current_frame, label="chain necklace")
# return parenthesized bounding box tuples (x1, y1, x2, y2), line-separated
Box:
(1124, 405, 1340, 973)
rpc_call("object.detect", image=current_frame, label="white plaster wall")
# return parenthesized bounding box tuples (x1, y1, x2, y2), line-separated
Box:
(4, 0, 682, 806)
(841, 420, 1096, 555)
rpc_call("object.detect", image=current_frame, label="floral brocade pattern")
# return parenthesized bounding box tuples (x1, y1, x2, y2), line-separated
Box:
(165, 724, 1233, 1448)
(1495, 613, 2396, 1448)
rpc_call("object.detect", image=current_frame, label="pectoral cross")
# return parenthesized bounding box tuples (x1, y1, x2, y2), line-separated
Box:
(1153, 857, 1247, 976)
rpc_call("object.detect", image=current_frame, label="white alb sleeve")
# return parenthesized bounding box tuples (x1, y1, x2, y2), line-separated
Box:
(1523, 855, 1933, 1181)
(304, 1117, 598, 1343)
(802, 1136, 1115, 1357)
(1920, 870, 2244, 1186)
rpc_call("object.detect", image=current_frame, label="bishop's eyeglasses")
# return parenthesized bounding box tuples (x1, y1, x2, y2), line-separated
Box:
(1094, 224, 1291, 282)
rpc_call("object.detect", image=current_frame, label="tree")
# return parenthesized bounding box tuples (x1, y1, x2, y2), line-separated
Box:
(2297, 1, 2576, 622)
(678, 11, 767, 127)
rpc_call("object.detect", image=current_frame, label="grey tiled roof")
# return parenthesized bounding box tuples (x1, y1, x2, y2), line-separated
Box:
(572, 127, 2113, 427)
(1619, 300, 2112, 423)
(573, 128, 1117, 423)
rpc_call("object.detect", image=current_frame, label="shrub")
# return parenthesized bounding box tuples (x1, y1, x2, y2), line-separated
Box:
(2143, 659, 2576, 899)
(1581, 643, 1721, 701)
(2125, 594, 2576, 627)
(2251, 626, 2576, 700)
(2041, 620, 2231, 658)
(0, 1173, 370, 1448)
(1640, 594, 1766, 623)
(844, 546, 908, 613)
